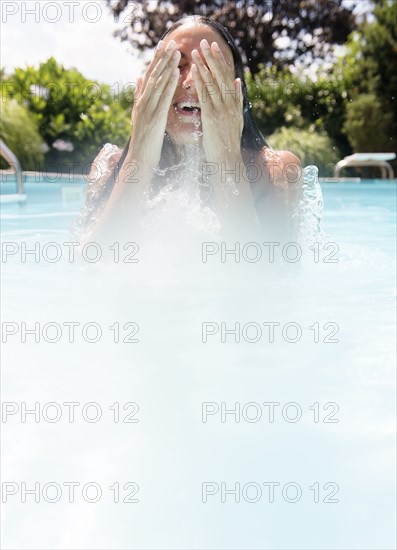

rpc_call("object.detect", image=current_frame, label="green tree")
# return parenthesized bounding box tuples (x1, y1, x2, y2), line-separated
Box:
(0, 97, 44, 170)
(343, 93, 395, 152)
(108, 0, 357, 75)
(363, 0, 397, 109)
(334, 0, 396, 152)
(246, 65, 349, 156)
(268, 127, 340, 175)
(2, 58, 132, 171)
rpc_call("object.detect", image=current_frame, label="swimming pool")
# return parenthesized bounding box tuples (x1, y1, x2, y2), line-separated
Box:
(0, 174, 87, 233)
(1, 175, 396, 245)
(1, 174, 396, 550)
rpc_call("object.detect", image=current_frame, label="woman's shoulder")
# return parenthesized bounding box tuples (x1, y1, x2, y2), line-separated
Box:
(96, 142, 123, 159)
(89, 143, 123, 182)
(84, 143, 124, 197)
(243, 146, 301, 190)
(245, 146, 301, 170)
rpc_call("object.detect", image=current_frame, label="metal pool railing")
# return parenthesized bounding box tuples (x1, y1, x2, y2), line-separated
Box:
(0, 139, 26, 203)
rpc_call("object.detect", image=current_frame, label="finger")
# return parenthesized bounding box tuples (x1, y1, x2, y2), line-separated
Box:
(150, 62, 180, 116)
(141, 41, 166, 90)
(147, 50, 180, 96)
(135, 76, 143, 99)
(192, 63, 214, 117)
(234, 78, 243, 106)
(191, 49, 217, 107)
(235, 78, 244, 132)
(157, 66, 180, 116)
(141, 39, 178, 93)
(200, 39, 233, 93)
(148, 49, 180, 89)
(145, 50, 181, 111)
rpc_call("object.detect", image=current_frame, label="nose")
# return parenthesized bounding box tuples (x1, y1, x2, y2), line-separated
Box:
(181, 64, 196, 91)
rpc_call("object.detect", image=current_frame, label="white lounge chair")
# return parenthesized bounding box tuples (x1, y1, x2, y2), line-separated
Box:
(334, 152, 396, 179)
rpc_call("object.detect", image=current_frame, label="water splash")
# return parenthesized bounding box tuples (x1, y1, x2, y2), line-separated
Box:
(145, 142, 220, 240)
(151, 155, 326, 244)
(297, 165, 325, 244)
(191, 110, 202, 137)
(2, 167, 395, 549)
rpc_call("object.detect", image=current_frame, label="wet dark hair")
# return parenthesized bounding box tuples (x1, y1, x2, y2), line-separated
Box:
(102, 15, 270, 200)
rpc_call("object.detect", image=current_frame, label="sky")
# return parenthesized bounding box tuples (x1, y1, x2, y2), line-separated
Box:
(1, 0, 373, 86)
(1, 0, 148, 86)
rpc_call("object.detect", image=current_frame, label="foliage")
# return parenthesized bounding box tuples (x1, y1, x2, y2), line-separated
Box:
(246, 65, 351, 156)
(108, 0, 357, 75)
(362, 0, 397, 106)
(2, 58, 131, 171)
(2, 1, 395, 176)
(268, 127, 340, 176)
(343, 94, 395, 153)
(333, 0, 397, 152)
(0, 97, 44, 170)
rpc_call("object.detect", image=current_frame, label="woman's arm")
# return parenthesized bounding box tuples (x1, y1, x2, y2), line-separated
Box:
(77, 40, 182, 243)
(70, 143, 123, 243)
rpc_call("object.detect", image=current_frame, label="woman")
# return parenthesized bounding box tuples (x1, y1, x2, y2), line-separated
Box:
(73, 15, 301, 243)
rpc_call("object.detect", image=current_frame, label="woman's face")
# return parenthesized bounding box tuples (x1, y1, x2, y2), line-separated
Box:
(163, 23, 235, 146)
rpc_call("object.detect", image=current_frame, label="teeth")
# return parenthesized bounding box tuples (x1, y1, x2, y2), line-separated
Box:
(176, 101, 200, 109)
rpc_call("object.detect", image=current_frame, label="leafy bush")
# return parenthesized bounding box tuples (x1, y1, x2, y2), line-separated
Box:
(268, 127, 341, 176)
(343, 93, 395, 153)
(246, 65, 352, 158)
(0, 98, 44, 170)
(2, 58, 132, 172)
(333, 1, 397, 155)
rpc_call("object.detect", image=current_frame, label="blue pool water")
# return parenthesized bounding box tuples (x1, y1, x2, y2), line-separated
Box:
(1, 174, 396, 550)
(1, 176, 396, 252)
(0, 175, 87, 233)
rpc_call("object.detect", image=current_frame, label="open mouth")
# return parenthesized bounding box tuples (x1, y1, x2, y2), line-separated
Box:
(174, 101, 201, 116)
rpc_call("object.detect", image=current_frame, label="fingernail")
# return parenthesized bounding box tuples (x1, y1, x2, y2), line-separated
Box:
(157, 40, 164, 51)
(201, 39, 210, 49)
(213, 42, 220, 52)
(165, 40, 176, 51)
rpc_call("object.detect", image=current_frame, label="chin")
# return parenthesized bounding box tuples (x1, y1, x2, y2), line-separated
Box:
(167, 125, 203, 147)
